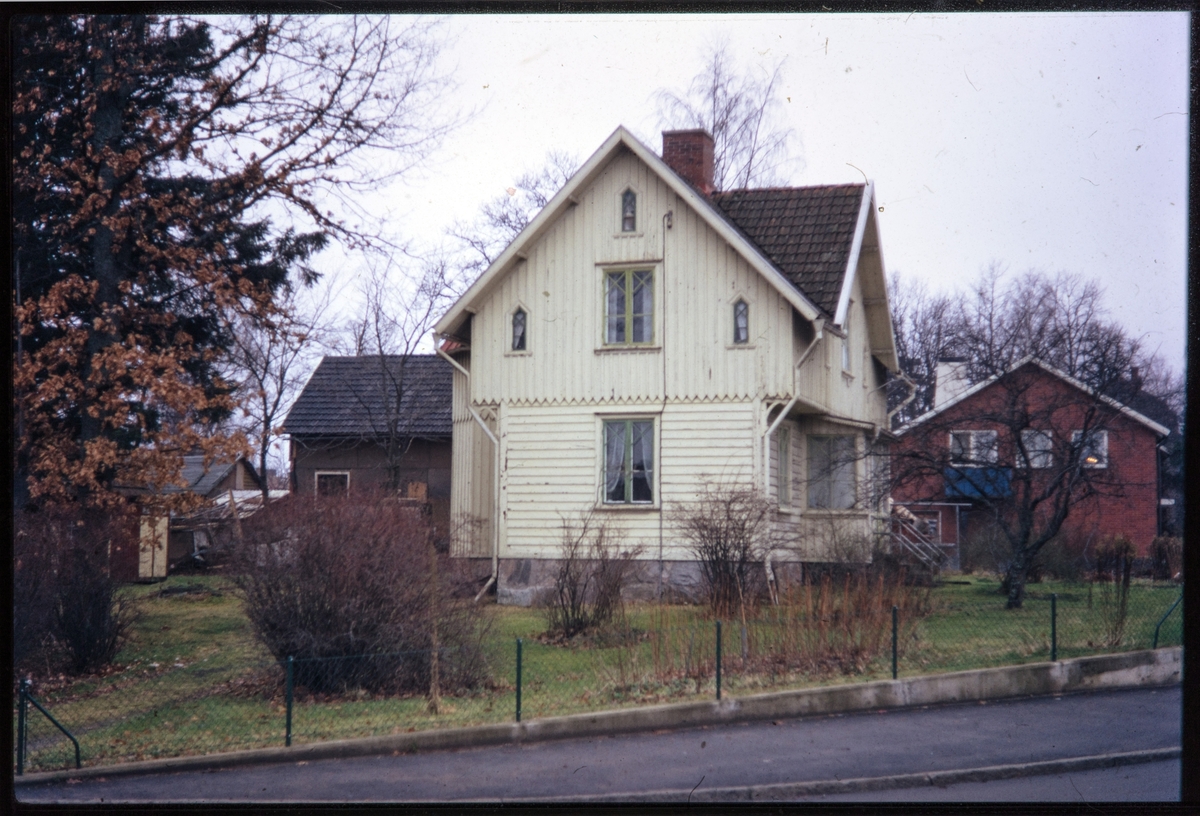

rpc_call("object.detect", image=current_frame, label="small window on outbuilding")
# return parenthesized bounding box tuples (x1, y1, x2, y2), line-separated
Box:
(733, 300, 749, 344)
(621, 189, 637, 232)
(316, 472, 349, 496)
(512, 307, 527, 351)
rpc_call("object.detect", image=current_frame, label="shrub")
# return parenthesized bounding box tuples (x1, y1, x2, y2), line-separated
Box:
(1031, 534, 1087, 582)
(543, 511, 642, 639)
(233, 492, 489, 695)
(671, 482, 772, 619)
(14, 505, 140, 674)
(1093, 535, 1135, 648)
(1151, 536, 1182, 582)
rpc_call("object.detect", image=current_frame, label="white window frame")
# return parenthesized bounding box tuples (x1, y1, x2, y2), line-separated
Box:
(314, 470, 350, 496)
(1072, 429, 1109, 469)
(620, 187, 637, 233)
(599, 416, 657, 507)
(1019, 430, 1054, 469)
(507, 302, 531, 355)
(949, 430, 999, 466)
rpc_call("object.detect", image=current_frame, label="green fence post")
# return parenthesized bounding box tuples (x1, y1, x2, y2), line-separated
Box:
(1051, 594, 1058, 661)
(17, 679, 28, 776)
(891, 606, 899, 680)
(715, 620, 722, 701)
(515, 638, 523, 723)
(285, 656, 294, 747)
(1154, 589, 1183, 649)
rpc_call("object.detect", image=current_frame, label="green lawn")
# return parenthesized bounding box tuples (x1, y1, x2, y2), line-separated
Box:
(14, 573, 1183, 773)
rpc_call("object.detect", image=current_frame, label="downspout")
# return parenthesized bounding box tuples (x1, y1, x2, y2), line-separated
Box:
(658, 210, 673, 600)
(435, 335, 501, 603)
(762, 318, 825, 605)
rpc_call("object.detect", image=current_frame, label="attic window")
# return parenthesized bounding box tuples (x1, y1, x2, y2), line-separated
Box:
(733, 300, 749, 344)
(621, 189, 637, 232)
(512, 308, 527, 351)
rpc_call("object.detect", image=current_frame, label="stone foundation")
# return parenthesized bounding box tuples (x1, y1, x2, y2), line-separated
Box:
(491, 558, 816, 607)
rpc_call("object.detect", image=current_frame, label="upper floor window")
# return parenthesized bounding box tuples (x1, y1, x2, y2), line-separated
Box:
(1019, 430, 1053, 469)
(808, 435, 856, 509)
(605, 269, 653, 345)
(511, 307, 527, 351)
(949, 430, 998, 466)
(621, 189, 637, 232)
(1073, 430, 1108, 468)
(604, 418, 654, 504)
(733, 299, 749, 344)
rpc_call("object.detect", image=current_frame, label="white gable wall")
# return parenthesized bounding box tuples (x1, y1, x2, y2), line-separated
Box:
(449, 146, 891, 568)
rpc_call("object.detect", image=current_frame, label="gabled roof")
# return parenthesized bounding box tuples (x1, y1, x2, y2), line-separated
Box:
(897, 356, 1171, 437)
(436, 126, 847, 339)
(283, 355, 453, 438)
(711, 185, 867, 318)
(154, 454, 261, 497)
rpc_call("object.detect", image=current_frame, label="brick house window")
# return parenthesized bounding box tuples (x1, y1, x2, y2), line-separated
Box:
(949, 430, 998, 466)
(1019, 430, 1053, 469)
(1073, 429, 1109, 468)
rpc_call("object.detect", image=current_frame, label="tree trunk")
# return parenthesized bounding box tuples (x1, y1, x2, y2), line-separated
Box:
(1004, 551, 1030, 609)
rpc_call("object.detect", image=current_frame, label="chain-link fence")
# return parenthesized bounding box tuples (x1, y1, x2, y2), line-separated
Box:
(14, 578, 1183, 775)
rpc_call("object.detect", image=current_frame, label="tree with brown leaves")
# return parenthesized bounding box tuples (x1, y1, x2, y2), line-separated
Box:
(12, 14, 455, 511)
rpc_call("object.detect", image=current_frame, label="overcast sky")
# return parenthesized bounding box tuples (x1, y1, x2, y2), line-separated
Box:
(284, 10, 1188, 467)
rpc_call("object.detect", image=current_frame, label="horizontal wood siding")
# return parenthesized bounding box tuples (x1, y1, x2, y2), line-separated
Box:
(500, 400, 757, 560)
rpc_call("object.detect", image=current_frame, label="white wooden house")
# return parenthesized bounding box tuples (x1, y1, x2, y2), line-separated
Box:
(434, 127, 901, 604)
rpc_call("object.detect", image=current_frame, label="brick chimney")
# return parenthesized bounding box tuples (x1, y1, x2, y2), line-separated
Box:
(662, 130, 715, 195)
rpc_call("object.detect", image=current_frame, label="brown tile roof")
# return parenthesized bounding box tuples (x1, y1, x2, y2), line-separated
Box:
(712, 184, 866, 317)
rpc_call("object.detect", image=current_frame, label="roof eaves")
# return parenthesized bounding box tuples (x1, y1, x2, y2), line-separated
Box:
(434, 126, 824, 336)
(896, 355, 1172, 437)
(833, 182, 874, 327)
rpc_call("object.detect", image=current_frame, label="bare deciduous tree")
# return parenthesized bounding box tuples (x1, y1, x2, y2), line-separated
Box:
(655, 41, 796, 191)
(448, 150, 579, 280)
(223, 282, 335, 501)
(322, 258, 458, 492)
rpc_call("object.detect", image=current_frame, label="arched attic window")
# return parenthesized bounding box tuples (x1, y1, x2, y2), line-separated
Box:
(733, 299, 749, 344)
(511, 307, 527, 351)
(621, 189, 637, 232)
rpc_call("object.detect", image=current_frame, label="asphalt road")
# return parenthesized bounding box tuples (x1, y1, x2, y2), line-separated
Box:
(17, 685, 1180, 804)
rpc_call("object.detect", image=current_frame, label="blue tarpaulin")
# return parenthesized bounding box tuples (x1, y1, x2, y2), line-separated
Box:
(944, 467, 1012, 499)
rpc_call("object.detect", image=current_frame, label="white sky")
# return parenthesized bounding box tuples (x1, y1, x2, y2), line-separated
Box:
(281, 10, 1189, 469)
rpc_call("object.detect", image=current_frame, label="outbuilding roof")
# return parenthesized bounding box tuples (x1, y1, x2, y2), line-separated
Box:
(283, 355, 453, 438)
(712, 185, 866, 318)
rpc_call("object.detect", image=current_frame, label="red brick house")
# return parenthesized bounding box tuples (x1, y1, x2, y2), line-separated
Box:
(891, 357, 1170, 566)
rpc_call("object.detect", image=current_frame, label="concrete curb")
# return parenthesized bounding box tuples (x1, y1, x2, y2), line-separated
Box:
(511, 747, 1183, 803)
(14, 646, 1181, 787)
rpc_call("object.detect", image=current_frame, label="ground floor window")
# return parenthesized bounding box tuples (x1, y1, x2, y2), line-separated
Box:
(807, 435, 856, 509)
(603, 419, 654, 504)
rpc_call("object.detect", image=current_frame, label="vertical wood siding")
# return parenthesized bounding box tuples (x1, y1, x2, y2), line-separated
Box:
(452, 147, 892, 564)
